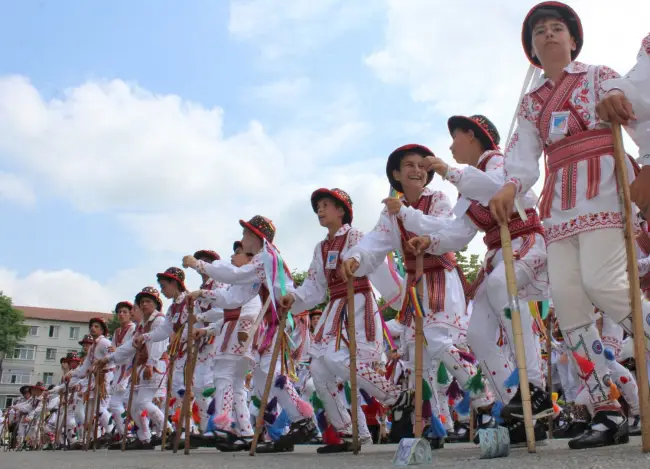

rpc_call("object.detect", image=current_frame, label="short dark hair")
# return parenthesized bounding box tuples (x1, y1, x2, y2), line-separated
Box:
(528, 8, 565, 31)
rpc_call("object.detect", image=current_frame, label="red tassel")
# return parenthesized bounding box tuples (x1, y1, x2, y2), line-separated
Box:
(322, 425, 342, 445)
(609, 382, 621, 401)
(169, 397, 177, 407)
(140, 409, 148, 419)
(440, 415, 446, 424)
(192, 402, 200, 424)
(620, 376, 629, 384)
(171, 408, 181, 424)
(572, 352, 595, 375)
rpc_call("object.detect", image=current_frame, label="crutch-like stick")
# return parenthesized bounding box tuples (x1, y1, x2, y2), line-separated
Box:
(413, 255, 424, 438)
(160, 350, 176, 451)
(500, 224, 536, 453)
(347, 277, 361, 454)
(183, 338, 200, 455)
(53, 390, 63, 449)
(35, 397, 48, 450)
(62, 385, 71, 450)
(82, 371, 94, 449)
(249, 311, 288, 455)
(611, 122, 650, 452)
(546, 310, 553, 440)
(174, 300, 195, 454)
(122, 358, 138, 452)
(90, 368, 103, 451)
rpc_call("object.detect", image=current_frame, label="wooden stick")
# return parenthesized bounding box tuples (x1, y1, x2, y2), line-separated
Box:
(611, 122, 650, 452)
(174, 304, 195, 454)
(160, 355, 175, 452)
(36, 395, 48, 450)
(347, 277, 360, 454)
(62, 385, 71, 450)
(249, 312, 288, 456)
(184, 342, 200, 455)
(243, 296, 272, 351)
(469, 407, 476, 443)
(546, 310, 553, 440)
(53, 390, 63, 449)
(500, 224, 536, 453)
(122, 358, 138, 452)
(82, 370, 94, 450)
(414, 255, 424, 438)
(91, 368, 103, 451)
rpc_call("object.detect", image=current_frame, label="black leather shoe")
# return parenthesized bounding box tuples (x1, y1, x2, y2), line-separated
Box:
(568, 411, 629, 450)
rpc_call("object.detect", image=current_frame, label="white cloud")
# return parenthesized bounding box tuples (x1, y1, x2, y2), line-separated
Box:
(228, 0, 385, 59)
(245, 77, 311, 105)
(0, 172, 36, 207)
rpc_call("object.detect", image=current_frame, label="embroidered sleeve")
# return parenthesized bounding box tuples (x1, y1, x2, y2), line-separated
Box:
(401, 205, 478, 254)
(146, 316, 168, 366)
(445, 167, 463, 184)
(344, 209, 400, 277)
(202, 284, 257, 310)
(197, 259, 262, 285)
(596, 65, 622, 101)
(503, 95, 543, 195)
(143, 314, 172, 343)
(639, 257, 650, 277)
(451, 155, 506, 205)
(427, 190, 452, 218)
(287, 243, 327, 313)
(109, 339, 136, 365)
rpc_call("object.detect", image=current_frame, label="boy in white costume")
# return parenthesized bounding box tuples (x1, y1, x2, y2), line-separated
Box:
(398, 115, 551, 443)
(489, 1, 645, 448)
(342, 145, 491, 418)
(278, 188, 406, 453)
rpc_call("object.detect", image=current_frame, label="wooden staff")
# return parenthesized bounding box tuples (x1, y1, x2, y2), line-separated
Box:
(91, 368, 103, 451)
(82, 370, 94, 449)
(63, 385, 72, 450)
(160, 350, 176, 451)
(546, 310, 553, 440)
(249, 311, 288, 455)
(53, 389, 63, 449)
(36, 396, 48, 450)
(183, 341, 200, 455)
(468, 408, 476, 443)
(347, 277, 360, 454)
(500, 224, 536, 453)
(122, 358, 139, 452)
(243, 296, 272, 351)
(414, 255, 424, 439)
(174, 301, 195, 454)
(611, 122, 650, 452)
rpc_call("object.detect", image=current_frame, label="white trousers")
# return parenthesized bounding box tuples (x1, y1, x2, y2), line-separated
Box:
(131, 374, 167, 443)
(108, 390, 128, 436)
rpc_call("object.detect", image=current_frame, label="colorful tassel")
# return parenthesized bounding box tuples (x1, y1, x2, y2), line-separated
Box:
(503, 368, 520, 389)
(455, 391, 471, 415)
(322, 424, 342, 445)
(437, 363, 450, 385)
(274, 374, 287, 390)
(572, 352, 595, 376)
(445, 379, 464, 400)
(177, 388, 185, 397)
(620, 376, 629, 384)
(422, 400, 432, 419)
(171, 408, 181, 424)
(120, 411, 127, 418)
(425, 414, 447, 438)
(491, 401, 505, 424)
(440, 414, 446, 424)
(296, 398, 314, 417)
(266, 409, 290, 441)
(266, 396, 278, 413)
(504, 307, 512, 320)
(604, 349, 615, 361)
(466, 369, 485, 394)
(344, 381, 352, 405)
(316, 410, 328, 432)
(457, 350, 476, 364)
(359, 388, 372, 405)
(212, 412, 232, 430)
(207, 399, 215, 416)
(169, 397, 177, 407)
(422, 379, 433, 401)
(251, 396, 261, 408)
(192, 402, 200, 424)
(140, 409, 148, 419)
(310, 392, 324, 411)
(202, 387, 216, 398)
(608, 382, 621, 401)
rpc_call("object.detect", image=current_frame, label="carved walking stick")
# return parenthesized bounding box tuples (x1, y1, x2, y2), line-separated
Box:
(347, 277, 361, 454)
(413, 254, 424, 439)
(500, 224, 536, 453)
(122, 358, 138, 452)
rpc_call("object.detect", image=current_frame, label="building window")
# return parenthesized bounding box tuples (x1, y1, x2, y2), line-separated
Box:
(48, 325, 59, 338)
(69, 327, 79, 340)
(43, 373, 54, 385)
(1, 371, 31, 385)
(46, 348, 57, 361)
(11, 345, 36, 360)
(28, 326, 39, 336)
(1, 396, 19, 408)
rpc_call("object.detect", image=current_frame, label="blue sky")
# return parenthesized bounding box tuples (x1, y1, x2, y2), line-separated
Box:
(0, 0, 647, 311)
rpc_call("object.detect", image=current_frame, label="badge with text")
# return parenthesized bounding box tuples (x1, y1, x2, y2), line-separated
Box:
(325, 251, 339, 270)
(550, 111, 570, 135)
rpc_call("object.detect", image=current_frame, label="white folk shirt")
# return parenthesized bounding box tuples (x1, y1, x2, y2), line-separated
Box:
(504, 61, 640, 245)
(344, 188, 467, 345)
(111, 322, 136, 392)
(401, 150, 548, 301)
(70, 335, 112, 383)
(602, 33, 650, 166)
(288, 224, 402, 361)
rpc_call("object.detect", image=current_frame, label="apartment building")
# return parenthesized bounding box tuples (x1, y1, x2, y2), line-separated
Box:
(0, 306, 113, 408)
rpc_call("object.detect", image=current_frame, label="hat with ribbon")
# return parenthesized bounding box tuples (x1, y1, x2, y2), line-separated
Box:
(134, 286, 164, 311)
(156, 267, 186, 291)
(310, 188, 354, 225)
(386, 144, 436, 193)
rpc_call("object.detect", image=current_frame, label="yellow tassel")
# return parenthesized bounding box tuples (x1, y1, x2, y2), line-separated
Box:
(608, 382, 621, 401)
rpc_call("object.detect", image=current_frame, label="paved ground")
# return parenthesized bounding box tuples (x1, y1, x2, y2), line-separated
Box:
(1, 437, 649, 469)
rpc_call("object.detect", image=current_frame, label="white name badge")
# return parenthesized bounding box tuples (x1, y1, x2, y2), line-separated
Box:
(325, 251, 339, 270)
(550, 111, 570, 135)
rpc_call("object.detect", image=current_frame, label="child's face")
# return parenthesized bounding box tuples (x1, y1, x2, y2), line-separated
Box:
(231, 249, 253, 268)
(138, 298, 155, 315)
(89, 322, 102, 337)
(116, 307, 131, 324)
(242, 229, 263, 254)
(393, 153, 427, 192)
(530, 18, 575, 66)
(316, 198, 345, 228)
(158, 279, 177, 299)
(449, 129, 475, 165)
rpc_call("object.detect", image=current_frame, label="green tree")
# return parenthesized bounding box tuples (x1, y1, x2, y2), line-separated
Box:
(107, 312, 121, 335)
(377, 296, 398, 321)
(0, 293, 29, 355)
(291, 270, 328, 312)
(455, 247, 481, 284)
